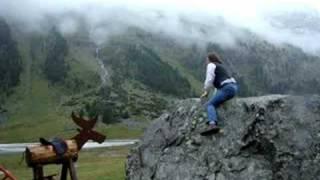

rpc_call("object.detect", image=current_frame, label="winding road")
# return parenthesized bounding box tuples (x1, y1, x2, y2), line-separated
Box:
(0, 139, 139, 154)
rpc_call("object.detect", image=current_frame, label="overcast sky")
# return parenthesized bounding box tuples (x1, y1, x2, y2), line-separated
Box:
(1, 0, 320, 54)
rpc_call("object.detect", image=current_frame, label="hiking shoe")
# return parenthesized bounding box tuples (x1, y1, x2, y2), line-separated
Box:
(208, 124, 219, 131)
(200, 124, 220, 136)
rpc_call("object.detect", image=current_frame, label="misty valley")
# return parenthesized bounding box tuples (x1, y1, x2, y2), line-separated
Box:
(1, 0, 320, 179)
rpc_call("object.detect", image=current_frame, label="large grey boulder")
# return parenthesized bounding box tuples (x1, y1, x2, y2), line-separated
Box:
(126, 95, 320, 180)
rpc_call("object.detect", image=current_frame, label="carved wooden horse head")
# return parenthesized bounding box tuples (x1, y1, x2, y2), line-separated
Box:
(71, 112, 106, 150)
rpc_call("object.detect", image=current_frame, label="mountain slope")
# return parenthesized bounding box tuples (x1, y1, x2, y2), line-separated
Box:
(0, 21, 194, 142)
(0, 19, 22, 99)
(1, 17, 320, 143)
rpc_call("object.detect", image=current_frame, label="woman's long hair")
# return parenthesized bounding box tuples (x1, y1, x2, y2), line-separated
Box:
(207, 52, 222, 64)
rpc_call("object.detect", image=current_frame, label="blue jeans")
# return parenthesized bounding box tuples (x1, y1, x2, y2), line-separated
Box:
(206, 83, 238, 125)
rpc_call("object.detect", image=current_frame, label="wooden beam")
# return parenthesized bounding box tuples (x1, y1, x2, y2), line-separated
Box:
(26, 140, 78, 166)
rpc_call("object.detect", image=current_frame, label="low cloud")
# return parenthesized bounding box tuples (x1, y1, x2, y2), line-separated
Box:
(1, 0, 320, 54)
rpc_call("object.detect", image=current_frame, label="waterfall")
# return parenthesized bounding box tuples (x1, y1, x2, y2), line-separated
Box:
(95, 47, 109, 85)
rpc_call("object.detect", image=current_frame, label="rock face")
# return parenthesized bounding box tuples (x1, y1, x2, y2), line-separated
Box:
(126, 95, 320, 180)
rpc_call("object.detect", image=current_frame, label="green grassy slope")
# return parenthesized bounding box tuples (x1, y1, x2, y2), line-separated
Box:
(1, 28, 204, 143)
(0, 34, 145, 143)
(105, 30, 203, 95)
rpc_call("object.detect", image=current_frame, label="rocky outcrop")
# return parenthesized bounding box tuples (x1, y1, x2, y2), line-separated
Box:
(126, 95, 320, 180)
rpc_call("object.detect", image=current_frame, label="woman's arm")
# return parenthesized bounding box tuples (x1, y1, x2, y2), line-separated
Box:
(201, 63, 216, 98)
(204, 63, 216, 92)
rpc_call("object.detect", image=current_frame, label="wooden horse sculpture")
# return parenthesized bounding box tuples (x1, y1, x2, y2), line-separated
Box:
(0, 165, 17, 180)
(25, 112, 106, 180)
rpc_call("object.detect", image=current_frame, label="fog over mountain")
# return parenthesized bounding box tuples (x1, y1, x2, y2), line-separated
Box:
(1, 0, 320, 54)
